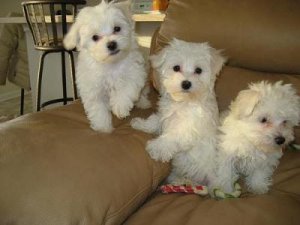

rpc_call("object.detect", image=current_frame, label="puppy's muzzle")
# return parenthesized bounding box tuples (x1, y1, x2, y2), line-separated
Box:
(274, 136, 285, 145)
(181, 80, 192, 90)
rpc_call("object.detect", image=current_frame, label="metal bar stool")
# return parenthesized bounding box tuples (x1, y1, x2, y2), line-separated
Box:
(22, 0, 86, 111)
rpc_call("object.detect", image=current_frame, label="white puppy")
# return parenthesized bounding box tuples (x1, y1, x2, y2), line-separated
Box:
(63, 0, 150, 133)
(131, 39, 226, 185)
(214, 81, 300, 194)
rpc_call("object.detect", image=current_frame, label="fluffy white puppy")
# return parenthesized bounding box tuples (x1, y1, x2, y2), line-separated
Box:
(63, 0, 150, 133)
(214, 81, 300, 194)
(131, 39, 226, 185)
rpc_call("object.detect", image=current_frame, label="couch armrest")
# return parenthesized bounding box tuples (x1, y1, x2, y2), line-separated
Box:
(0, 100, 169, 225)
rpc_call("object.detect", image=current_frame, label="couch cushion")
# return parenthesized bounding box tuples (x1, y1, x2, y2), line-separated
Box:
(155, 0, 300, 74)
(124, 150, 300, 225)
(215, 66, 300, 111)
(0, 89, 169, 225)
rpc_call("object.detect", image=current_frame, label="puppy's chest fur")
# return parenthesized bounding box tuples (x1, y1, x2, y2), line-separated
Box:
(159, 98, 218, 140)
(77, 50, 143, 97)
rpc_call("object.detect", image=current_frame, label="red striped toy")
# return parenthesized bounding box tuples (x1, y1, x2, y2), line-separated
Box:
(160, 184, 208, 196)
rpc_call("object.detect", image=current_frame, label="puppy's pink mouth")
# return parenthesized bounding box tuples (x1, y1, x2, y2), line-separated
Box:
(110, 49, 120, 56)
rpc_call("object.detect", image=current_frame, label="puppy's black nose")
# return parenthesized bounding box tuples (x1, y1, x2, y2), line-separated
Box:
(181, 80, 192, 90)
(107, 41, 118, 51)
(275, 136, 285, 145)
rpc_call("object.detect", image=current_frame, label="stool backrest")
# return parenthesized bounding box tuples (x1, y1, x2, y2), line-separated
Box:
(22, 0, 86, 51)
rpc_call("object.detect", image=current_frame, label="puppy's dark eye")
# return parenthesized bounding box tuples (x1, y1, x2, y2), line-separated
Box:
(173, 65, 181, 72)
(114, 26, 121, 33)
(283, 120, 287, 124)
(195, 67, 202, 74)
(92, 35, 100, 42)
(260, 117, 267, 123)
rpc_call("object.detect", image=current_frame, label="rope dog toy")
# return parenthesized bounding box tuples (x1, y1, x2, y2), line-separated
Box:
(160, 184, 208, 196)
(160, 182, 242, 199)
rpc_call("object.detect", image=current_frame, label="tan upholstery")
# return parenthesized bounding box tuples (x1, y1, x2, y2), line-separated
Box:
(155, 0, 300, 74)
(0, 91, 169, 225)
(0, 0, 299, 225)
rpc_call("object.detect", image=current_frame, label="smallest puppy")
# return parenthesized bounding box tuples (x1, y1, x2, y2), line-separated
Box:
(214, 81, 300, 194)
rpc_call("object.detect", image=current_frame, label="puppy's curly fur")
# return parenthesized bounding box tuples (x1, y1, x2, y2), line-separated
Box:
(131, 39, 226, 186)
(64, 0, 150, 133)
(214, 81, 300, 194)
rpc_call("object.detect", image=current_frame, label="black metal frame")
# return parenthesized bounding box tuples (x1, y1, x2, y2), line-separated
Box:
(36, 49, 78, 111)
(20, 88, 25, 115)
(22, 0, 85, 111)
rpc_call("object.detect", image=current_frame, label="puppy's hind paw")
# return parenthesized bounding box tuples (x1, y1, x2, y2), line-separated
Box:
(135, 97, 151, 109)
(248, 182, 270, 194)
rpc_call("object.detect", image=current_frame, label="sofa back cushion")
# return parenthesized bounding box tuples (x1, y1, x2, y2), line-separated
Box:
(154, 0, 300, 74)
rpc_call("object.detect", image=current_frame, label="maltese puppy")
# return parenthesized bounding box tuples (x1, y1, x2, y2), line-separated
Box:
(63, 0, 150, 133)
(214, 81, 300, 194)
(131, 39, 226, 185)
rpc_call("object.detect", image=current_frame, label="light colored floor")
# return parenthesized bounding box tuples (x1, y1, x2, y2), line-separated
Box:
(0, 91, 32, 122)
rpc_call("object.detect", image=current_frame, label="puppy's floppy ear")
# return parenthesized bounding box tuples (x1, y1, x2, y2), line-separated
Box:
(63, 7, 92, 50)
(230, 89, 261, 119)
(209, 47, 226, 76)
(63, 22, 80, 50)
(150, 47, 167, 93)
(150, 47, 167, 70)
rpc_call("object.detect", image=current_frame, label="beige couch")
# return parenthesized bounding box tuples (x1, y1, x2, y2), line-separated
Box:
(0, 0, 299, 224)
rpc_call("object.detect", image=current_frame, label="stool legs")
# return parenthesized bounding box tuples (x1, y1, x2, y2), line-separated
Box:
(61, 51, 67, 105)
(20, 88, 25, 115)
(36, 50, 77, 112)
(68, 51, 78, 100)
(36, 51, 49, 111)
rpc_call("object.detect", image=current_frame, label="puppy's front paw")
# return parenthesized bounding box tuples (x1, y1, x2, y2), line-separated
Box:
(112, 101, 133, 119)
(90, 123, 114, 133)
(146, 139, 175, 163)
(130, 117, 144, 130)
